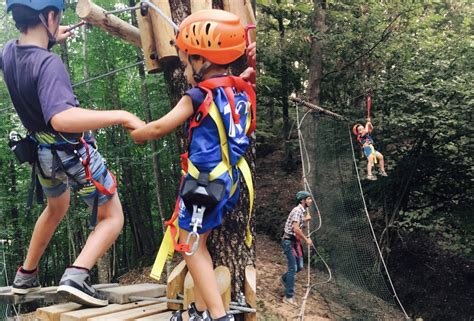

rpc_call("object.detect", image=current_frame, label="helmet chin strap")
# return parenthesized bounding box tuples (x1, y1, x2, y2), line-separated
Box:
(38, 11, 62, 49)
(189, 56, 212, 83)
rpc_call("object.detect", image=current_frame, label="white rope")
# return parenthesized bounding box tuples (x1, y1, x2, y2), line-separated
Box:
(348, 126, 410, 320)
(295, 102, 333, 321)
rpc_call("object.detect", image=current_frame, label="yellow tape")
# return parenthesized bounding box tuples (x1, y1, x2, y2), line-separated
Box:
(237, 157, 254, 248)
(150, 218, 179, 281)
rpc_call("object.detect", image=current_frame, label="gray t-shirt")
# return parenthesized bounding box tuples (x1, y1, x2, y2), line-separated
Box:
(1, 40, 78, 132)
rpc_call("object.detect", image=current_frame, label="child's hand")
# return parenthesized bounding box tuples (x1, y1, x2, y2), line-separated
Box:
(122, 112, 146, 131)
(130, 129, 146, 145)
(246, 41, 256, 69)
(55, 26, 74, 43)
(240, 67, 256, 86)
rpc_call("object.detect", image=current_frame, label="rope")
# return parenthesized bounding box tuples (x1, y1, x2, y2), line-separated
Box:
(348, 126, 410, 320)
(295, 101, 333, 321)
(72, 61, 144, 88)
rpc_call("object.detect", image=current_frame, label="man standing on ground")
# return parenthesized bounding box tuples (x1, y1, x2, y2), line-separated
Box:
(281, 191, 313, 306)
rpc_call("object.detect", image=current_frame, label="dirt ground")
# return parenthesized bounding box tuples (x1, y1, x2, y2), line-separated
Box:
(256, 234, 334, 321)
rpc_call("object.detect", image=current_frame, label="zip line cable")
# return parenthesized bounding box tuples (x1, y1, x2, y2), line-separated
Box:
(72, 60, 144, 88)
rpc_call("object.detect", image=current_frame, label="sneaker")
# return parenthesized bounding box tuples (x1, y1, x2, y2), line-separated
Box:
(283, 296, 298, 307)
(379, 171, 388, 177)
(367, 175, 377, 181)
(11, 267, 41, 294)
(170, 303, 211, 321)
(56, 267, 108, 307)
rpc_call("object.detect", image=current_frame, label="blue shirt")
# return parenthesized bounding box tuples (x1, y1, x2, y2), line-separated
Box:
(1, 40, 78, 133)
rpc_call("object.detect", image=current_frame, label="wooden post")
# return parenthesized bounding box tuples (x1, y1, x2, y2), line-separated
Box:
(223, 0, 256, 43)
(76, 0, 142, 48)
(166, 261, 187, 310)
(183, 266, 231, 311)
(190, 0, 212, 13)
(136, 9, 162, 73)
(244, 266, 256, 321)
(148, 0, 178, 62)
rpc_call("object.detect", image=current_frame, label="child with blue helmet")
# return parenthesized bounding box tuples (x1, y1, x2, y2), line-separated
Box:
(2, 0, 145, 307)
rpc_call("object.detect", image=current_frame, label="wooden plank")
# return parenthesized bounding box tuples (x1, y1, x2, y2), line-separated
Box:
(244, 265, 256, 321)
(45, 284, 120, 303)
(0, 286, 11, 293)
(60, 301, 156, 321)
(190, 0, 212, 13)
(0, 286, 57, 304)
(183, 266, 231, 311)
(136, 8, 162, 74)
(76, 0, 142, 48)
(36, 303, 82, 321)
(99, 284, 166, 304)
(87, 303, 168, 321)
(166, 260, 187, 310)
(135, 311, 173, 321)
(223, 0, 256, 44)
(148, 0, 178, 62)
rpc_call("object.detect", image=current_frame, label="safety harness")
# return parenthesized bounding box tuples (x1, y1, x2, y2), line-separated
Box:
(151, 76, 256, 280)
(33, 133, 117, 229)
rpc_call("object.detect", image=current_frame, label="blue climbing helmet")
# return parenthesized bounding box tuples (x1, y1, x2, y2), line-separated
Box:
(296, 191, 311, 204)
(6, 0, 64, 12)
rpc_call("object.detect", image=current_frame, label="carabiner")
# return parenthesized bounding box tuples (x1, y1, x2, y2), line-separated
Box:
(185, 231, 200, 256)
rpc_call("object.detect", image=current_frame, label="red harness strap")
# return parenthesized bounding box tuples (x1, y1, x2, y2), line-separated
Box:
(79, 137, 117, 196)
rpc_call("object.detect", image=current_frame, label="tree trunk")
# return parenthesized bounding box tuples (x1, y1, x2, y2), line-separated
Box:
(277, 0, 294, 170)
(308, 0, 326, 106)
(165, 0, 256, 300)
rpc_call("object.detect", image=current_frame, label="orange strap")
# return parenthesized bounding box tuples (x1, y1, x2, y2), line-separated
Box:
(80, 138, 117, 196)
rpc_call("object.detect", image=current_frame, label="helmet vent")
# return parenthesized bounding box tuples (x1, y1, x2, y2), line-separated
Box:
(205, 23, 211, 35)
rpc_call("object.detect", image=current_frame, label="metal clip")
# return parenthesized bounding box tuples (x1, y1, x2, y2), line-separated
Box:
(184, 204, 206, 256)
(9, 131, 21, 142)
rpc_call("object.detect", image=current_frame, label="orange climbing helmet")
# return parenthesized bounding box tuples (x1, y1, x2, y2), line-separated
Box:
(353, 123, 364, 135)
(175, 9, 246, 65)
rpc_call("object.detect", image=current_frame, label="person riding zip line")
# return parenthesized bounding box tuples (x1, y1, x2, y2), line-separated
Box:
(1, 0, 145, 307)
(281, 191, 313, 307)
(131, 9, 256, 321)
(353, 118, 388, 180)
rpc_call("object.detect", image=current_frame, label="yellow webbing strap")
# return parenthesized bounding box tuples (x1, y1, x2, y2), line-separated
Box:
(369, 145, 378, 164)
(237, 157, 254, 248)
(150, 216, 179, 281)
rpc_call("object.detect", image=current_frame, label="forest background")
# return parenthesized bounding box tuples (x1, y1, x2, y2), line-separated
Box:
(256, 1, 472, 320)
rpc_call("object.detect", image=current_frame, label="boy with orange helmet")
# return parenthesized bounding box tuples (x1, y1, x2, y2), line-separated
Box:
(132, 9, 256, 321)
(353, 118, 387, 180)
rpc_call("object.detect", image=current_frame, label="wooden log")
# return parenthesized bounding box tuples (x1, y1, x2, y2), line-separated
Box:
(136, 9, 162, 74)
(166, 260, 187, 310)
(76, 0, 142, 48)
(135, 311, 173, 320)
(183, 266, 231, 311)
(36, 303, 82, 321)
(60, 301, 156, 321)
(183, 271, 194, 308)
(148, 0, 178, 62)
(87, 303, 168, 321)
(244, 265, 256, 321)
(190, 0, 212, 13)
(214, 266, 231, 311)
(0, 286, 57, 304)
(290, 97, 346, 120)
(223, 0, 256, 44)
(99, 283, 166, 304)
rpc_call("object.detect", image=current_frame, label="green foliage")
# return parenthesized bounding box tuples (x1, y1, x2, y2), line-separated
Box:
(258, 1, 473, 259)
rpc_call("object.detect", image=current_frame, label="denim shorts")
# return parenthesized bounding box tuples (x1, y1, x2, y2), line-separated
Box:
(363, 145, 376, 158)
(36, 143, 115, 207)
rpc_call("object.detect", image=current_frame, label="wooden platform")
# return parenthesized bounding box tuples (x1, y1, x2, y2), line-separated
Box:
(33, 284, 171, 321)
